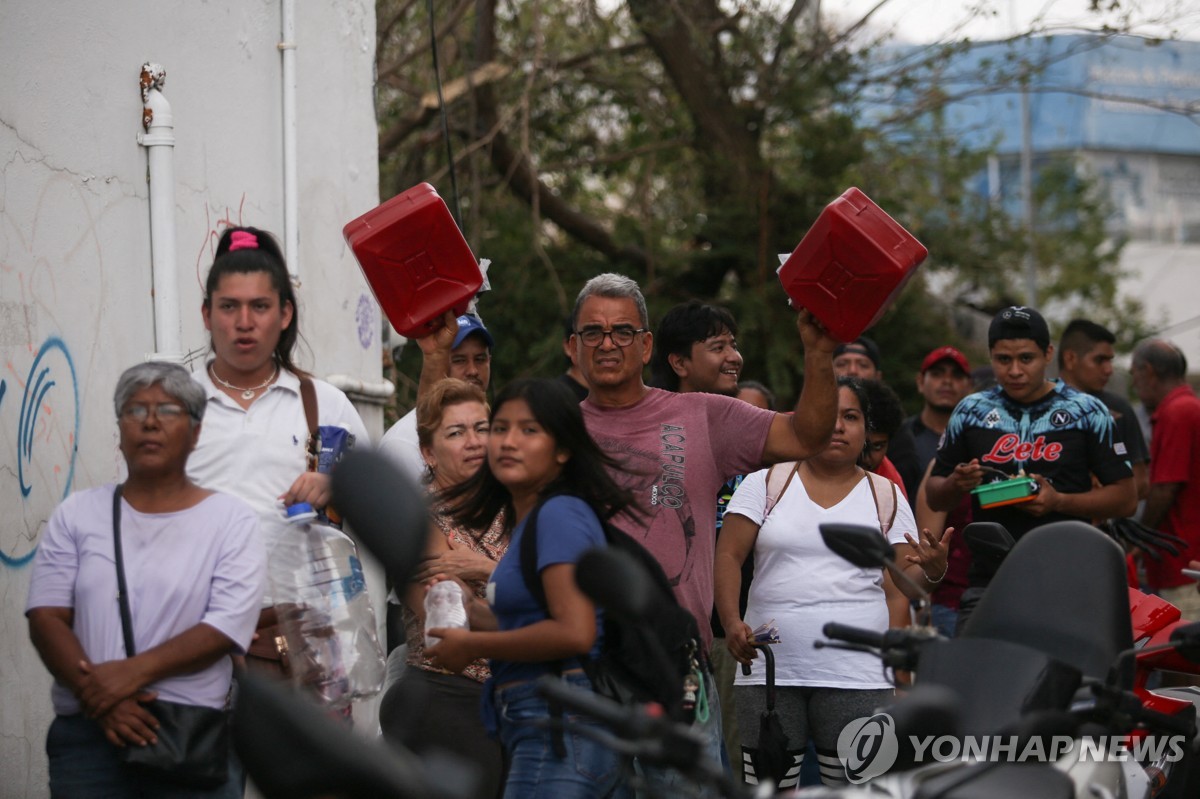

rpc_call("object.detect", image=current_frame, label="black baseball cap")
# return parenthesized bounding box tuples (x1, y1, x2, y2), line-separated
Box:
(988, 306, 1050, 351)
(833, 337, 881, 369)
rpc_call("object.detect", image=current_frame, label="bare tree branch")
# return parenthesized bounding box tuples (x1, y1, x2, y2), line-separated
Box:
(377, 0, 421, 48)
(378, 0, 473, 84)
(470, 0, 649, 268)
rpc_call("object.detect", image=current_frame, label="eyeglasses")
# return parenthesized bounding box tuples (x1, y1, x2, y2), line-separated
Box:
(120, 403, 189, 423)
(575, 325, 648, 348)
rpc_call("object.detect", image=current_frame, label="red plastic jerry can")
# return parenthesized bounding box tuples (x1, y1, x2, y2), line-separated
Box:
(343, 183, 483, 339)
(778, 187, 927, 343)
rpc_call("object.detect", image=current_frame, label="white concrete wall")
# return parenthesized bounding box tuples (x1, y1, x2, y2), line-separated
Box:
(0, 2, 381, 794)
(1119, 241, 1200, 365)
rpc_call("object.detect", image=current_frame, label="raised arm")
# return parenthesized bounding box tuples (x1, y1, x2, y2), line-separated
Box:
(415, 311, 460, 402)
(762, 310, 839, 464)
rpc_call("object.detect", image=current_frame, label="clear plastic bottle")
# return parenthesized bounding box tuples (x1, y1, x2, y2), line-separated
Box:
(268, 503, 386, 709)
(424, 580, 469, 649)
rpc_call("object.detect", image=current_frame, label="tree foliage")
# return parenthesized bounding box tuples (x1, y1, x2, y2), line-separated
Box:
(376, 0, 1149, 414)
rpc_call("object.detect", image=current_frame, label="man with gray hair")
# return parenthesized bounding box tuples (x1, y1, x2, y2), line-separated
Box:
(1131, 339, 1200, 619)
(571, 272, 839, 782)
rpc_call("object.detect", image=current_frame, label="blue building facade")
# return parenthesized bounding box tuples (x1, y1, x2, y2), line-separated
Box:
(936, 35, 1200, 243)
(872, 34, 1200, 360)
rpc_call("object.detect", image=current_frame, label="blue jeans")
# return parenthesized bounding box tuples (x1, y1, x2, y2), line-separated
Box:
(496, 673, 625, 799)
(47, 714, 242, 799)
(635, 668, 727, 797)
(930, 603, 959, 638)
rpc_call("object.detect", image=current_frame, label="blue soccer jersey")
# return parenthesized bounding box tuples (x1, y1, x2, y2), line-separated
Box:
(932, 380, 1131, 542)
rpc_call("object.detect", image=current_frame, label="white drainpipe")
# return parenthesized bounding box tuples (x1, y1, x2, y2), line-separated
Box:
(326, 375, 396, 404)
(280, 0, 300, 282)
(137, 63, 183, 363)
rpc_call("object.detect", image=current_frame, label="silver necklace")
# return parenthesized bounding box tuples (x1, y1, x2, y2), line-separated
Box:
(209, 362, 278, 400)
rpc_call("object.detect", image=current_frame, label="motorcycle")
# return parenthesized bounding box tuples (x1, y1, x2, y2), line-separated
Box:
(809, 519, 1200, 799)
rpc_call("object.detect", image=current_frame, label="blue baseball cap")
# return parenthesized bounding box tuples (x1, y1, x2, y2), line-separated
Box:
(453, 314, 495, 349)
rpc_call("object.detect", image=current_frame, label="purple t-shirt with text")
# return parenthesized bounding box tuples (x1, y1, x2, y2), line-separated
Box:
(582, 388, 774, 651)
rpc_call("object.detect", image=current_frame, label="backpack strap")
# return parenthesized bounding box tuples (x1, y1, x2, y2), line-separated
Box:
(299, 376, 320, 473)
(763, 461, 799, 518)
(516, 495, 568, 758)
(865, 471, 898, 536)
(519, 498, 550, 610)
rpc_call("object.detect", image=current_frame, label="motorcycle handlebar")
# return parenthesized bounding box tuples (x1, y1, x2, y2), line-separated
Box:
(533, 675, 710, 755)
(1090, 681, 1199, 741)
(1135, 704, 1198, 740)
(534, 676, 749, 799)
(822, 622, 886, 649)
(535, 675, 664, 741)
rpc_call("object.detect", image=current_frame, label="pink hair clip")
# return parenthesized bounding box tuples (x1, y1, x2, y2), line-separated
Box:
(228, 230, 259, 252)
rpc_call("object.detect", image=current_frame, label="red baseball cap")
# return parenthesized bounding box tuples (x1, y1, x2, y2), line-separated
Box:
(920, 346, 970, 375)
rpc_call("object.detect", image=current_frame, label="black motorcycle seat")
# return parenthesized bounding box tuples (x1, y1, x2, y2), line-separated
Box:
(915, 637, 1082, 737)
(960, 521, 1133, 687)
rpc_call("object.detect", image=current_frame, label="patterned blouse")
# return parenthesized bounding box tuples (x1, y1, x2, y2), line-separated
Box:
(403, 504, 507, 683)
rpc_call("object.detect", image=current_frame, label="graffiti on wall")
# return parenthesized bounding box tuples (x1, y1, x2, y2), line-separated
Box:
(356, 294, 374, 350)
(3, 335, 80, 567)
(194, 193, 248, 291)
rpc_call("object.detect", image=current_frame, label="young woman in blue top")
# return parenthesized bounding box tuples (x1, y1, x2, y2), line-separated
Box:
(426, 378, 636, 799)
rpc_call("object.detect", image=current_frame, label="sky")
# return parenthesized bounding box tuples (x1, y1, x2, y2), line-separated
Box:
(828, 0, 1200, 44)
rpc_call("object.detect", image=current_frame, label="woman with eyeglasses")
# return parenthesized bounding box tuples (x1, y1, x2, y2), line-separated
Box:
(26, 362, 265, 797)
(185, 226, 368, 675)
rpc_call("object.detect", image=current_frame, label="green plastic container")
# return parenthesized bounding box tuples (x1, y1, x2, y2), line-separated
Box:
(971, 477, 1039, 509)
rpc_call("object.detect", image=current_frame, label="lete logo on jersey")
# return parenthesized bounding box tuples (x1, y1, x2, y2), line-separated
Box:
(982, 434, 1063, 464)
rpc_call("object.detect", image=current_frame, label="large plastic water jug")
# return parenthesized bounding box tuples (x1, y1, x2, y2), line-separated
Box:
(777, 187, 927, 342)
(269, 503, 386, 709)
(343, 183, 483, 339)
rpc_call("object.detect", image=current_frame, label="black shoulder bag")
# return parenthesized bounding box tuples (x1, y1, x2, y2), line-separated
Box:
(112, 485, 231, 788)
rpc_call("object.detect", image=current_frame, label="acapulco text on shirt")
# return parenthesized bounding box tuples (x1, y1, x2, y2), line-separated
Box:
(651, 423, 687, 509)
(982, 434, 1063, 464)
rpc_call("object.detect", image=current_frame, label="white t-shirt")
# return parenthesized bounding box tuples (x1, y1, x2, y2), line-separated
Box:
(188, 365, 369, 559)
(378, 408, 427, 485)
(26, 486, 265, 714)
(727, 469, 915, 689)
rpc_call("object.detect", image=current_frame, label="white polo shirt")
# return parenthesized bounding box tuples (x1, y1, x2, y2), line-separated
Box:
(188, 365, 369, 558)
(378, 408, 427, 485)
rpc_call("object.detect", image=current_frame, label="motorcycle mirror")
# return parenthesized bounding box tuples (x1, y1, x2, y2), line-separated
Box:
(820, 523, 896, 569)
(963, 522, 1016, 562)
(330, 448, 430, 586)
(1170, 621, 1200, 662)
(576, 547, 655, 620)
